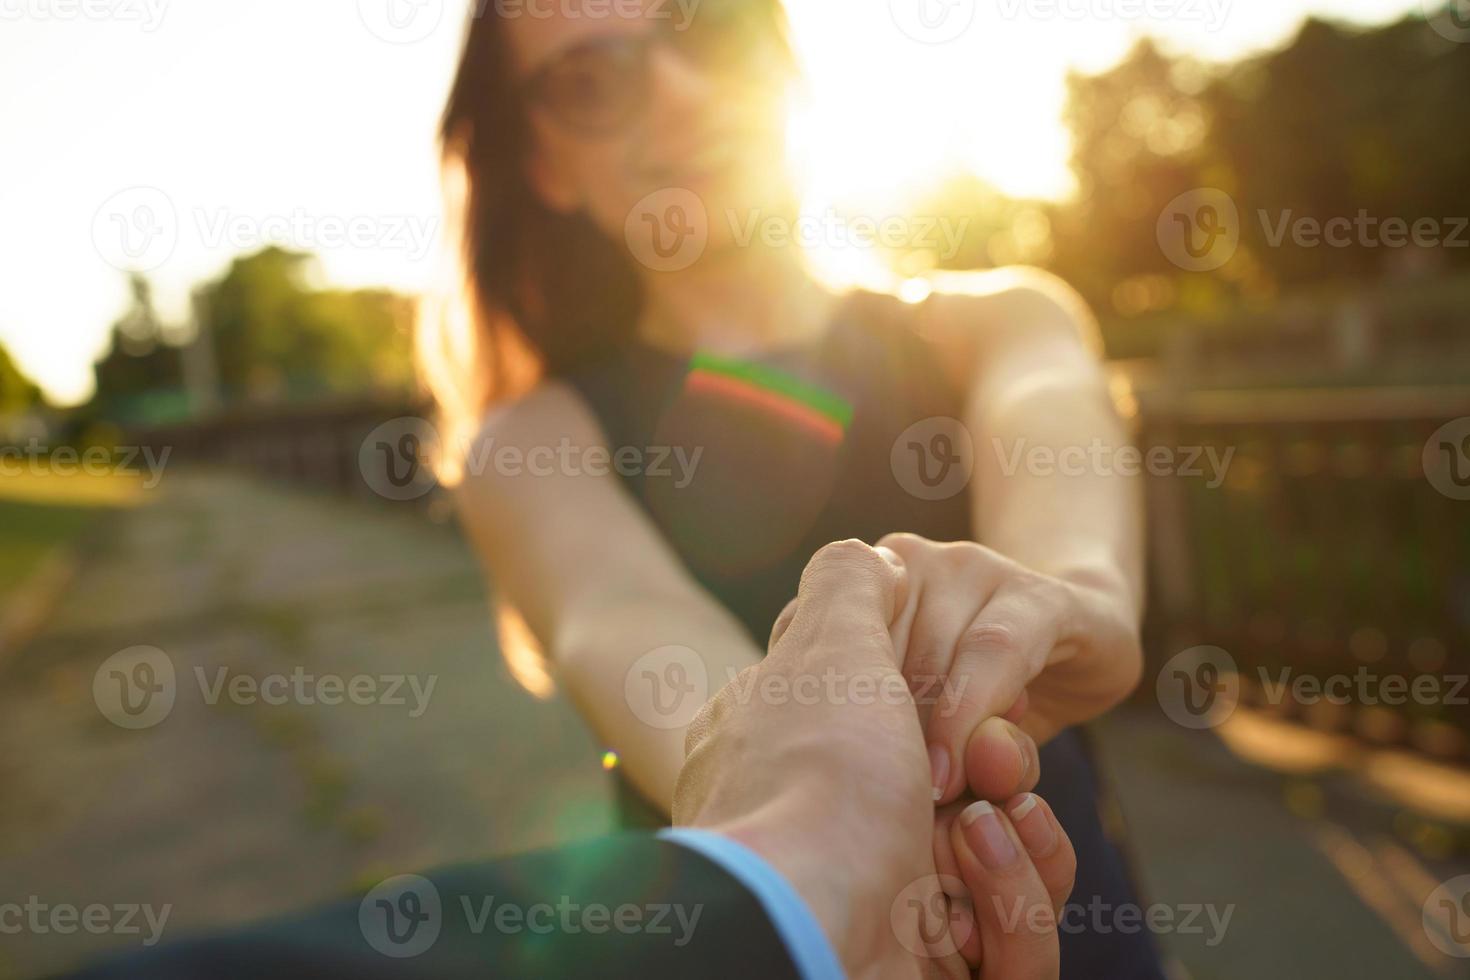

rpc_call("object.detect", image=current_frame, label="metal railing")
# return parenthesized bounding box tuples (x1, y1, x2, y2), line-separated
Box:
(1137, 384, 1470, 759)
(133, 382, 1470, 760)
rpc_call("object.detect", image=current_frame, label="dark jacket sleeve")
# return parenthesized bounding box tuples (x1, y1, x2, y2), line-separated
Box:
(61, 834, 804, 980)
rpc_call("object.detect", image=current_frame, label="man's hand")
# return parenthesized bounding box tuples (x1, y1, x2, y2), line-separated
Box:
(673, 540, 1076, 980)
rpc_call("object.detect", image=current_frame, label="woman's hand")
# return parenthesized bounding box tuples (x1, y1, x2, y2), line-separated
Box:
(876, 533, 1143, 806)
(933, 793, 1079, 978)
(930, 710, 1045, 969)
(679, 540, 1076, 980)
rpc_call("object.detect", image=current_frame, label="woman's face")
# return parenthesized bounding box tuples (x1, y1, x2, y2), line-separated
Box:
(506, 0, 792, 259)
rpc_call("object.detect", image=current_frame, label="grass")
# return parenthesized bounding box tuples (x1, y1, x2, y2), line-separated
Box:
(0, 468, 142, 599)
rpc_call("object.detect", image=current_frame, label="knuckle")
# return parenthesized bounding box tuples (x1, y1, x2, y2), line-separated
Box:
(683, 666, 753, 757)
(958, 620, 1024, 659)
(875, 531, 926, 557)
(804, 539, 886, 585)
(934, 681, 986, 729)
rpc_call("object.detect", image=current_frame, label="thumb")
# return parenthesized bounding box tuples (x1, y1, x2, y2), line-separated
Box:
(778, 540, 907, 664)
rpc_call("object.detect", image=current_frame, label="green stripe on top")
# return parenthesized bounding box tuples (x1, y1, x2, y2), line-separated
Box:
(688, 352, 855, 430)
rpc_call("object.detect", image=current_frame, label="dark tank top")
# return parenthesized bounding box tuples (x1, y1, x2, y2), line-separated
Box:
(561, 289, 1167, 980)
(565, 289, 972, 641)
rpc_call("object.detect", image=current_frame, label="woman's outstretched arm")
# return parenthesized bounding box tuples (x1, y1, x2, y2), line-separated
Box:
(878, 269, 1146, 800)
(453, 383, 763, 812)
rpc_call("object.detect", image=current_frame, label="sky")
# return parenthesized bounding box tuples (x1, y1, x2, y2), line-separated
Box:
(0, 0, 1433, 405)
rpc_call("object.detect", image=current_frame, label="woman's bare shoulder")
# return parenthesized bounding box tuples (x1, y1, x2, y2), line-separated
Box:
(917, 266, 1101, 357)
(474, 379, 609, 450)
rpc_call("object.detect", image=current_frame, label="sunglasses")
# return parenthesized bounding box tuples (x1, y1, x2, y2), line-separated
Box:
(519, 3, 779, 137)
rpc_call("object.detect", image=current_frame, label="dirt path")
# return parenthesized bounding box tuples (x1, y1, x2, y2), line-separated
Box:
(0, 471, 613, 979)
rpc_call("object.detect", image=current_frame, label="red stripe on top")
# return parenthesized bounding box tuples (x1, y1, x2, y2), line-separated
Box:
(684, 370, 846, 445)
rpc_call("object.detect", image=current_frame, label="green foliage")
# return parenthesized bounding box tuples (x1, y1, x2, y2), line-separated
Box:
(90, 274, 186, 426)
(0, 340, 41, 417)
(85, 248, 417, 426)
(904, 13, 1470, 351)
(195, 247, 415, 403)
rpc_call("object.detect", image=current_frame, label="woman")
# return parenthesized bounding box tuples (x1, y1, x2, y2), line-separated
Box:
(424, 2, 1162, 976)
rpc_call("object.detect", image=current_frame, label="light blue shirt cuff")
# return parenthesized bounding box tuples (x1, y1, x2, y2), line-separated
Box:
(658, 827, 846, 980)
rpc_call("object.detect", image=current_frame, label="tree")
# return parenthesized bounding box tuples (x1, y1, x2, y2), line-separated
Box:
(0, 340, 41, 417)
(90, 273, 186, 425)
(193, 247, 415, 403)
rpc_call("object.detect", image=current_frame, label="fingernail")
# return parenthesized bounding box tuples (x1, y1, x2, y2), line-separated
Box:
(1011, 727, 1031, 781)
(928, 743, 950, 802)
(875, 545, 904, 568)
(960, 800, 1019, 870)
(1008, 794, 1056, 855)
